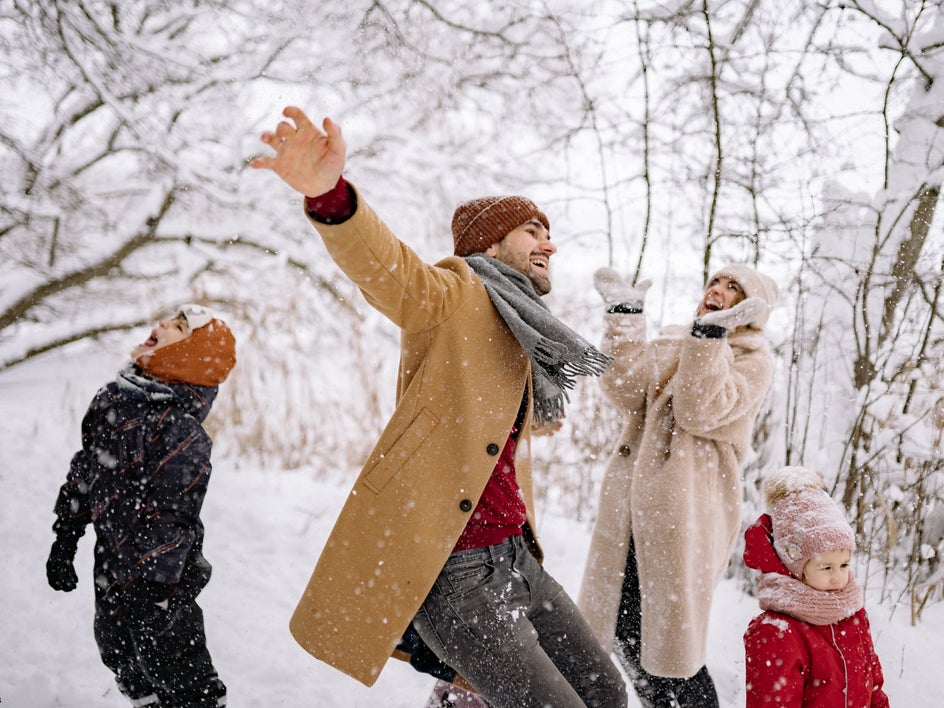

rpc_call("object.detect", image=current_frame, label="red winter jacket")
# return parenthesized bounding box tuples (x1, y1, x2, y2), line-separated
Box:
(742, 515, 889, 708)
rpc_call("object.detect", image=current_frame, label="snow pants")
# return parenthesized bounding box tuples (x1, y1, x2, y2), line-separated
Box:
(614, 537, 719, 708)
(412, 534, 628, 708)
(94, 588, 226, 708)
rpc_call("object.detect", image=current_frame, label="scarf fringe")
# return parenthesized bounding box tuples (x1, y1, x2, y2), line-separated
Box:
(533, 394, 567, 426)
(534, 342, 612, 389)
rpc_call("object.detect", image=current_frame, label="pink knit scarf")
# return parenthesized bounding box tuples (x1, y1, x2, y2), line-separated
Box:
(756, 572, 863, 625)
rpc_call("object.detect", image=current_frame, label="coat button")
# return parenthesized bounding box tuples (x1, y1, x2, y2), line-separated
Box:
(618, 444, 632, 457)
(459, 499, 473, 512)
(486, 443, 500, 456)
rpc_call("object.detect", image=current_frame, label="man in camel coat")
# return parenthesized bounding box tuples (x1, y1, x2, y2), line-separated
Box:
(252, 106, 626, 708)
(578, 265, 778, 708)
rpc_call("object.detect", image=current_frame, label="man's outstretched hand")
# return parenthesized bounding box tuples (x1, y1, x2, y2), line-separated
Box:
(250, 106, 346, 198)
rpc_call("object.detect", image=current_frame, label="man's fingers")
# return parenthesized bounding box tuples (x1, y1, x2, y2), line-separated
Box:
(322, 117, 345, 152)
(284, 105, 315, 133)
(283, 106, 314, 130)
(250, 132, 284, 169)
(267, 107, 339, 144)
(274, 120, 296, 140)
(323, 116, 341, 138)
(249, 154, 273, 170)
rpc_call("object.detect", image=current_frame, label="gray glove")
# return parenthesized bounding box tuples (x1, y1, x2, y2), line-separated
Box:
(594, 268, 652, 313)
(694, 296, 769, 337)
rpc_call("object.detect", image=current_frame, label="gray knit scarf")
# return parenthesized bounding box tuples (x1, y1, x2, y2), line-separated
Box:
(464, 253, 612, 425)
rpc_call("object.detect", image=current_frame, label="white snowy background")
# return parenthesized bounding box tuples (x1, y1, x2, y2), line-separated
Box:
(3, 1, 944, 706)
(0, 345, 940, 706)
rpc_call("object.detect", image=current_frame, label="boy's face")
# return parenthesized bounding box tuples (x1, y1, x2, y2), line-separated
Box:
(801, 548, 852, 591)
(697, 275, 746, 316)
(131, 314, 191, 361)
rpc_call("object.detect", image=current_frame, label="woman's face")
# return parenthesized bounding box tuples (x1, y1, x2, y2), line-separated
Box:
(697, 275, 745, 316)
(131, 314, 191, 361)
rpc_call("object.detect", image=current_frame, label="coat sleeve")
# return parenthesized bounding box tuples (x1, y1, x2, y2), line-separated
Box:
(744, 614, 807, 708)
(598, 312, 649, 414)
(52, 391, 111, 538)
(131, 411, 213, 585)
(671, 335, 772, 441)
(307, 185, 469, 335)
(51, 449, 94, 538)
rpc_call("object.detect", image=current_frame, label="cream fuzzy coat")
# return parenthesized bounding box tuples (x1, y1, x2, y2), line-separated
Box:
(578, 313, 773, 678)
(289, 187, 543, 687)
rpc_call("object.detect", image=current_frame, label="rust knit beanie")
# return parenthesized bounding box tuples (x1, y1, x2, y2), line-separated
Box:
(138, 318, 237, 387)
(451, 196, 550, 256)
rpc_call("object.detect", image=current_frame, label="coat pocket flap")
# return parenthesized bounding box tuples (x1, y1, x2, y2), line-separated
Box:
(363, 408, 439, 494)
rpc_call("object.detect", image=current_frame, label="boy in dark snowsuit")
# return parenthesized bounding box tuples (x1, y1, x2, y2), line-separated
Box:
(45, 304, 236, 708)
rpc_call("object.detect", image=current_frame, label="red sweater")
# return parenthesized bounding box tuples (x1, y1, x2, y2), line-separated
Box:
(306, 179, 526, 553)
(452, 424, 526, 551)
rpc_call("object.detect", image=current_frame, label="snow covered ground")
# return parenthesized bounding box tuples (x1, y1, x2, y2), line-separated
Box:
(1, 350, 940, 706)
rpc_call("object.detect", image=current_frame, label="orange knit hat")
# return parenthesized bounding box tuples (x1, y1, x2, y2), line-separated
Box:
(451, 196, 549, 256)
(138, 318, 236, 387)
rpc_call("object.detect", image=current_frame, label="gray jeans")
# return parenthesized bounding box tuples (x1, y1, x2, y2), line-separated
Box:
(413, 535, 628, 708)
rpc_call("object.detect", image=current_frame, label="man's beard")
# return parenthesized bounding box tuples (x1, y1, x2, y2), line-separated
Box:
(528, 270, 552, 296)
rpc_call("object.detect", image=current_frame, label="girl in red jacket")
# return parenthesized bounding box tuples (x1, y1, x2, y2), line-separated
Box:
(742, 466, 889, 707)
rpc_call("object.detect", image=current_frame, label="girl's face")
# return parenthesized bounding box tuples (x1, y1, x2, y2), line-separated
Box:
(801, 548, 852, 591)
(131, 314, 191, 361)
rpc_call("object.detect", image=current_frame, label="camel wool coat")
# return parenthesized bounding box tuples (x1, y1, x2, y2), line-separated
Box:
(578, 312, 773, 678)
(289, 186, 543, 687)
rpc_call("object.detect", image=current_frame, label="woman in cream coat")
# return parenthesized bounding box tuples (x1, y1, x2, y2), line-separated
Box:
(579, 264, 778, 708)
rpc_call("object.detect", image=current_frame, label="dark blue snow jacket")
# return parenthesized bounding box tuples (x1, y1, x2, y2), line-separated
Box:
(53, 365, 219, 599)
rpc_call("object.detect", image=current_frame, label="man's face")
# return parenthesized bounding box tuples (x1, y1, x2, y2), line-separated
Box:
(697, 275, 745, 316)
(485, 219, 556, 295)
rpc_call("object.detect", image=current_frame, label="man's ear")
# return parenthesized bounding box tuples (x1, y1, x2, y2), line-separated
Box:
(484, 241, 500, 257)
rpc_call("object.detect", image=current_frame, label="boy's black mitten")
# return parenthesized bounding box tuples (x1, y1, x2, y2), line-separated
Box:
(46, 533, 80, 592)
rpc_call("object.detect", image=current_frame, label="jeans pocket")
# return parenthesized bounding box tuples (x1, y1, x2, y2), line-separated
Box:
(443, 559, 495, 599)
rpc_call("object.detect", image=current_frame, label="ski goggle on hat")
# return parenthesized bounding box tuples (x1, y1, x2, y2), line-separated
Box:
(174, 303, 214, 331)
